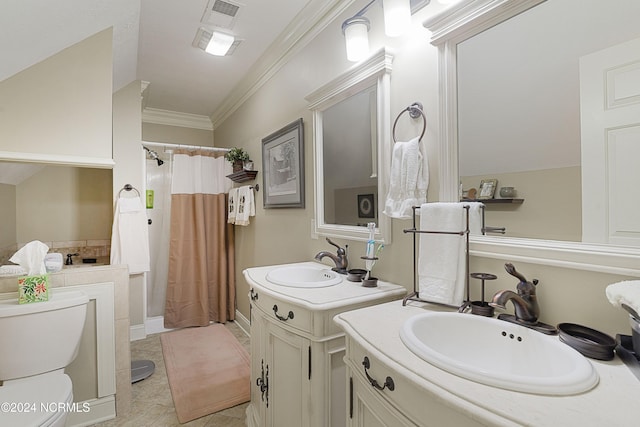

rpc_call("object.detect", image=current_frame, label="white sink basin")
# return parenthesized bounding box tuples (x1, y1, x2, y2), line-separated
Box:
(400, 312, 599, 395)
(266, 265, 342, 288)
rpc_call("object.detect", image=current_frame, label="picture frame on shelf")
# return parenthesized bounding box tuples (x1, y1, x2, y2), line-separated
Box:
(478, 179, 498, 199)
(261, 118, 305, 208)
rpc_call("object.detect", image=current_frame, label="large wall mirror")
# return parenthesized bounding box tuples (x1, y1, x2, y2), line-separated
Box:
(0, 158, 113, 264)
(425, 0, 640, 275)
(306, 48, 393, 243)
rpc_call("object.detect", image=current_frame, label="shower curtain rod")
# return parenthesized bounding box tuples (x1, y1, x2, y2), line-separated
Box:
(142, 141, 230, 153)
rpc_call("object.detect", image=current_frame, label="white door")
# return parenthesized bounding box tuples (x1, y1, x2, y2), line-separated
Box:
(580, 36, 640, 245)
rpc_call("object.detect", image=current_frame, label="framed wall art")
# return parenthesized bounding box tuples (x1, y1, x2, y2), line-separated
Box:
(262, 118, 305, 208)
(478, 179, 498, 199)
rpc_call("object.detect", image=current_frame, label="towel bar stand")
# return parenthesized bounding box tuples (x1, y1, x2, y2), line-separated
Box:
(402, 204, 486, 310)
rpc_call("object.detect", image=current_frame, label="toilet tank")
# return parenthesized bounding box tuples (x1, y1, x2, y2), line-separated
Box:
(0, 290, 89, 381)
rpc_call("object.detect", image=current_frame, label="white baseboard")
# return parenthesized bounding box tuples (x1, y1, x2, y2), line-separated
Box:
(144, 315, 175, 336)
(142, 312, 249, 338)
(129, 323, 147, 342)
(234, 309, 250, 337)
(67, 395, 116, 427)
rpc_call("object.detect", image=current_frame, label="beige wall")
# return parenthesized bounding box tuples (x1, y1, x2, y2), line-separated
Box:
(142, 122, 214, 147)
(0, 28, 113, 160)
(0, 184, 17, 248)
(215, 2, 441, 321)
(215, 1, 632, 337)
(15, 166, 112, 242)
(461, 166, 582, 241)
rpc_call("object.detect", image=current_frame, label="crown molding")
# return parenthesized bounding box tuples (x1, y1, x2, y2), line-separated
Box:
(210, 0, 357, 129)
(142, 107, 213, 131)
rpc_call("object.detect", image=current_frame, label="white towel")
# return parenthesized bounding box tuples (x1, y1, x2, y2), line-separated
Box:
(227, 187, 239, 224)
(418, 202, 479, 306)
(606, 280, 640, 317)
(235, 185, 255, 226)
(110, 197, 150, 274)
(383, 137, 429, 219)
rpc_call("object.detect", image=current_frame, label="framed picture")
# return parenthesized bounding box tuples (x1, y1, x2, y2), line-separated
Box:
(478, 179, 498, 199)
(357, 194, 375, 218)
(262, 118, 305, 208)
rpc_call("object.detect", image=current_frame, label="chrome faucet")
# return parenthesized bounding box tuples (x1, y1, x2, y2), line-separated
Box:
(314, 238, 348, 273)
(490, 263, 540, 324)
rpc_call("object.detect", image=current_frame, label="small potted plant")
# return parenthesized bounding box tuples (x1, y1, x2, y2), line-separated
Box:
(225, 147, 250, 172)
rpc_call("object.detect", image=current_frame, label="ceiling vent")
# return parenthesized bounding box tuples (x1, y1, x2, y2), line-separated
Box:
(192, 27, 242, 56)
(201, 0, 243, 29)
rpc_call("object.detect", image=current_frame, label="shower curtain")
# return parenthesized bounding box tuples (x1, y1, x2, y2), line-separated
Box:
(164, 150, 235, 328)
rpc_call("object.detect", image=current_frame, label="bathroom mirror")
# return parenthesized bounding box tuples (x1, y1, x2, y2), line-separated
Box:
(306, 48, 393, 243)
(0, 159, 113, 263)
(456, 0, 640, 243)
(425, 0, 640, 275)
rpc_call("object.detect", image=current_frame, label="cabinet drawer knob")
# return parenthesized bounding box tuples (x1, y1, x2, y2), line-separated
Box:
(250, 288, 259, 301)
(273, 304, 294, 321)
(362, 356, 395, 391)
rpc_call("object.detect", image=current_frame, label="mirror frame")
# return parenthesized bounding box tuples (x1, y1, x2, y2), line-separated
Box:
(306, 48, 393, 244)
(424, 0, 640, 276)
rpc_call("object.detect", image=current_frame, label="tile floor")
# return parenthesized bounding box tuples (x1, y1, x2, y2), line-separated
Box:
(92, 322, 250, 427)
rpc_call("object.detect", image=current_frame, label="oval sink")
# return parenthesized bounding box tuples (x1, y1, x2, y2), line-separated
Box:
(400, 312, 598, 395)
(266, 266, 342, 288)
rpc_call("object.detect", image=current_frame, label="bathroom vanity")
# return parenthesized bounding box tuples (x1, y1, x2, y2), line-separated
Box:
(243, 262, 406, 427)
(334, 301, 640, 426)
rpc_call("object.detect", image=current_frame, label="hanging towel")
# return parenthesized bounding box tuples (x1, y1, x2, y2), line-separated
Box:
(235, 185, 255, 226)
(606, 280, 640, 317)
(110, 196, 150, 274)
(383, 137, 429, 219)
(417, 202, 482, 306)
(227, 187, 239, 224)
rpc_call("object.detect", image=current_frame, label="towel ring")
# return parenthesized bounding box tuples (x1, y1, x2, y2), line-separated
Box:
(392, 102, 426, 143)
(118, 184, 141, 197)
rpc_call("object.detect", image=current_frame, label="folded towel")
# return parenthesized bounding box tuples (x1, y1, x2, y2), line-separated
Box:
(606, 280, 640, 317)
(227, 188, 239, 224)
(418, 203, 469, 306)
(235, 185, 255, 226)
(110, 196, 150, 274)
(461, 201, 484, 235)
(383, 137, 429, 219)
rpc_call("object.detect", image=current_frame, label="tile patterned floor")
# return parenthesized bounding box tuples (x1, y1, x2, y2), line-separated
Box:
(92, 322, 250, 427)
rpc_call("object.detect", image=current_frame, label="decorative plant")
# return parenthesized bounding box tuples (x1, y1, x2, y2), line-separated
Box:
(224, 147, 250, 163)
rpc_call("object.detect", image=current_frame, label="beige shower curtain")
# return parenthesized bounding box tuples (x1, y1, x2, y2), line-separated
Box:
(164, 150, 235, 328)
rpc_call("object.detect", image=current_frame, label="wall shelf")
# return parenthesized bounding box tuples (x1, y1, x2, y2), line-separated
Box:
(227, 170, 258, 183)
(462, 198, 524, 204)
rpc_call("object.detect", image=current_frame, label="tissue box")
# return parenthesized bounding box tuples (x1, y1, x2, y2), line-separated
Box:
(18, 275, 50, 304)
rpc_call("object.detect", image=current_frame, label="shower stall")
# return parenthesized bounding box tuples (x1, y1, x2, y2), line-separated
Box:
(143, 143, 173, 323)
(142, 142, 231, 332)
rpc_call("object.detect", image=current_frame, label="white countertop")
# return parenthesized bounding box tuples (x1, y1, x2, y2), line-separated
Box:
(243, 261, 406, 311)
(334, 300, 640, 427)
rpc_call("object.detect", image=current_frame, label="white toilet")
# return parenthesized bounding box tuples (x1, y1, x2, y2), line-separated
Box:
(0, 290, 89, 426)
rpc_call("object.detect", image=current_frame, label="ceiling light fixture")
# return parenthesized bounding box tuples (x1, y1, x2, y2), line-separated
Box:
(342, 0, 429, 62)
(205, 31, 235, 56)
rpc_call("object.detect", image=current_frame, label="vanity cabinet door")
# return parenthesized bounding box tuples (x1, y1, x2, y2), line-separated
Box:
(247, 306, 267, 427)
(349, 371, 418, 427)
(265, 321, 311, 427)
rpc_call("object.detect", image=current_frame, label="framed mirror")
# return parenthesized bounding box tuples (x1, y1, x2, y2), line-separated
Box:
(425, 0, 640, 275)
(306, 48, 393, 243)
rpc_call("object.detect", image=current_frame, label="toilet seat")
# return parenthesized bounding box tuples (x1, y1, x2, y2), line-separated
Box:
(0, 373, 73, 426)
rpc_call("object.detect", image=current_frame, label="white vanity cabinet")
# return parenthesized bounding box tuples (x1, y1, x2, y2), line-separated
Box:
(244, 262, 406, 427)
